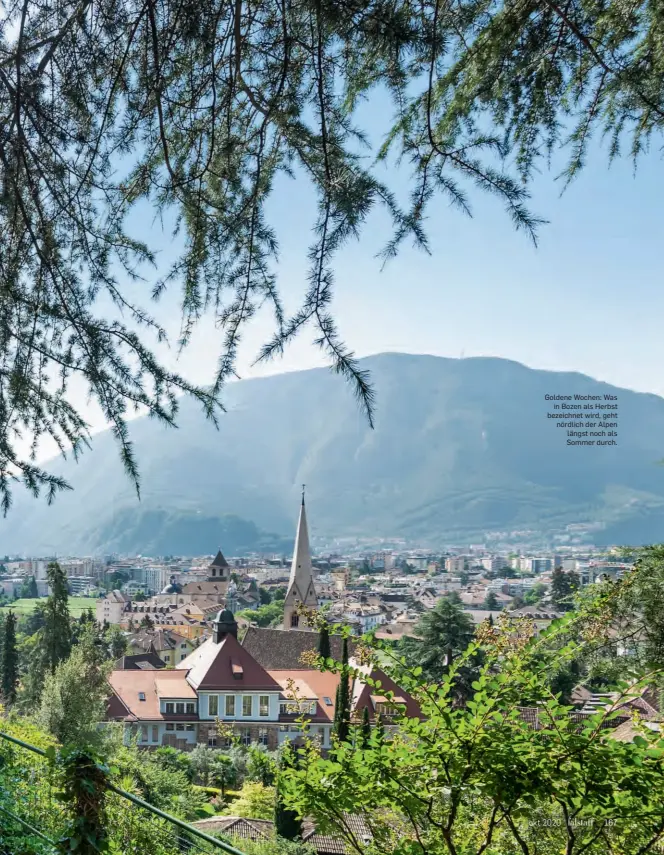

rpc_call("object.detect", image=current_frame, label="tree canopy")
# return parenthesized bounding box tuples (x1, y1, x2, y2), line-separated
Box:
(1, 0, 661, 506)
(281, 561, 664, 855)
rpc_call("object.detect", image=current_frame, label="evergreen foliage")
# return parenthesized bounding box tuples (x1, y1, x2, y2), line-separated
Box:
(1, 0, 659, 505)
(360, 705, 371, 748)
(275, 749, 302, 840)
(43, 561, 72, 674)
(483, 591, 499, 610)
(399, 596, 480, 700)
(333, 637, 351, 742)
(551, 567, 581, 611)
(317, 625, 331, 660)
(1, 610, 18, 706)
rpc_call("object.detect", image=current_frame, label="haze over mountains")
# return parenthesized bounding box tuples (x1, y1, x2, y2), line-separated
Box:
(2, 352, 664, 556)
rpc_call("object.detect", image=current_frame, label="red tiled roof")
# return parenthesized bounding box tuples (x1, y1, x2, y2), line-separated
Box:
(351, 662, 423, 721)
(107, 670, 197, 721)
(177, 632, 282, 691)
(268, 669, 340, 722)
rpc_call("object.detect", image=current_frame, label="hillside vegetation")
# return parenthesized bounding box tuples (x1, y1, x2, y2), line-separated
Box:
(2, 353, 664, 555)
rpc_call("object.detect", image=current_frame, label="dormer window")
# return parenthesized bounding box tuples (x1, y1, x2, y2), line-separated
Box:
(231, 660, 244, 679)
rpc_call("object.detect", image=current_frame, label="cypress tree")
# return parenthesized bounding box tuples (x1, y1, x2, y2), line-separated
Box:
(43, 561, 72, 674)
(1, 611, 19, 706)
(0, 612, 5, 692)
(318, 624, 331, 660)
(334, 637, 351, 742)
(275, 749, 302, 840)
(360, 705, 371, 748)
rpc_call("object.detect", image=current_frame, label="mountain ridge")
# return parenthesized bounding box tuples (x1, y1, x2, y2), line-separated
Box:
(2, 352, 664, 555)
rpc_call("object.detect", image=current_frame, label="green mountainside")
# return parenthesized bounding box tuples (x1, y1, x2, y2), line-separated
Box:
(2, 352, 664, 555)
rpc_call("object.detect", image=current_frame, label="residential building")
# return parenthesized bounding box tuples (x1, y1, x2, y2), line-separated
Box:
(106, 611, 421, 751)
(341, 604, 385, 633)
(128, 629, 195, 665)
(445, 557, 467, 574)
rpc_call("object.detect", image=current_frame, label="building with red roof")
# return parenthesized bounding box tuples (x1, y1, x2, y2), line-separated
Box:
(105, 607, 422, 752)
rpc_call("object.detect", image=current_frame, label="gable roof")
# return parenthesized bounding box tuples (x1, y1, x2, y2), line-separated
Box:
(114, 652, 166, 671)
(267, 669, 340, 722)
(130, 629, 190, 652)
(241, 626, 356, 670)
(181, 581, 229, 596)
(349, 660, 423, 720)
(107, 670, 197, 721)
(176, 631, 282, 691)
(194, 817, 274, 840)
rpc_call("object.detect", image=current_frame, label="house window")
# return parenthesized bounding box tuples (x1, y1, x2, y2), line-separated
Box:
(258, 728, 269, 746)
(208, 695, 218, 717)
(225, 695, 235, 716)
(185, 724, 195, 731)
(241, 728, 251, 746)
(279, 725, 289, 732)
(138, 692, 146, 702)
(176, 724, 184, 731)
(290, 614, 299, 628)
(141, 725, 148, 742)
(165, 702, 174, 714)
(166, 723, 175, 731)
(163, 655, 170, 662)
(181, 643, 187, 649)
(176, 702, 185, 715)
(259, 696, 269, 717)
(242, 696, 253, 716)
(180, 654, 187, 661)
(323, 697, 333, 706)
(309, 702, 317, 714)
(208, 737, 217, 747)
(186, 702, 196, 714)
(151, 725, 159, 742)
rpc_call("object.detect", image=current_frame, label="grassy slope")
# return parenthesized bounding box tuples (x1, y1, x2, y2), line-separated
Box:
(0, 597, 95, 618)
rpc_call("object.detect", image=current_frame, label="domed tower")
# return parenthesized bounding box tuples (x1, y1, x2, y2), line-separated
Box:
(283, 488, 318, 630)
(212, 607, 238, 643)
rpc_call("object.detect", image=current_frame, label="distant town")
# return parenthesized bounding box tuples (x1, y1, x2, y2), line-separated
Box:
(0, 500, 631, 642)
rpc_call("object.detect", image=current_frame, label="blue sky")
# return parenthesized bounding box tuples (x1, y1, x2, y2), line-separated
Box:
(54, 93, 664, 447)
(155, 119, 663, 390)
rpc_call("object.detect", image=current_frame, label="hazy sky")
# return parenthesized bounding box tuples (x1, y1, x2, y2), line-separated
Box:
(34, 92, 664, 453)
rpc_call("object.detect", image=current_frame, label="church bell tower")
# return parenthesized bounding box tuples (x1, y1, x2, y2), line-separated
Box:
(283, 487, 318, 630)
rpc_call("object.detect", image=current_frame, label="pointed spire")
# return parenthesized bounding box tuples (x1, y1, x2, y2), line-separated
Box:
(211, 549, 229, 568)
(283, 492, 318, 628)
(289, 498, 312, 593)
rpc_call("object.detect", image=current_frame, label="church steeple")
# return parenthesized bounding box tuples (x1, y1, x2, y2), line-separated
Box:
(283, 492, 318, 630)
(208, 548, 229, 581)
